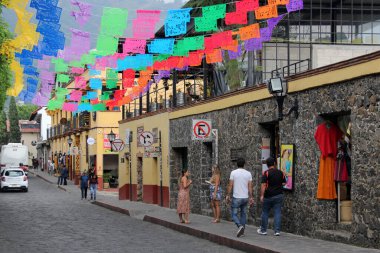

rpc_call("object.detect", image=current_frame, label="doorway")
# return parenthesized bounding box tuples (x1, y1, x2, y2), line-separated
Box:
(137, 157, 143, 201)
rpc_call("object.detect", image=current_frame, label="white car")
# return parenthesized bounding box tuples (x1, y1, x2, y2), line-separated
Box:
(0, 168, 28, 192)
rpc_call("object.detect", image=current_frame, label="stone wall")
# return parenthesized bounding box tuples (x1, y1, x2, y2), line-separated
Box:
(169, 74, 380, 248)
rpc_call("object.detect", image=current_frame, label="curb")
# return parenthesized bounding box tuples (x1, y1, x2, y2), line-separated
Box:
(36, 174, 67, 192)
(92, 201, 130, 216)
(143, 215, 279, 253)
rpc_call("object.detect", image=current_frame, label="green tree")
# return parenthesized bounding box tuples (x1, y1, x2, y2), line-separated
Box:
(0, 4, 12, 112)
(17, 104, 38, 120)
(8, 97, 21, 143)
(0, 110, 8, 145)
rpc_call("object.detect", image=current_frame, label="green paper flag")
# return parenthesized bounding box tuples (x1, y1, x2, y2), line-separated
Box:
(96, 35, 119, 56)
(100, 8, 128, 36)
(57, 74, 70, 83)
(53, 58, 69, 73)
(92, 103, 107, 111)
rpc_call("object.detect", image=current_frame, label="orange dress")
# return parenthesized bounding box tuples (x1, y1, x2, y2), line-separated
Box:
(317, 156, 337, 200)
(177, 179, 190, 214)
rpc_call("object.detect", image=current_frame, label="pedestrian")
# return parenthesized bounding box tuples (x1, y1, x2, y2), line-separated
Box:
(80, 171, 89, 200)
(49, 160, 55, 176)
(89, 173, 98, 201)
(225, 157, 253, 238)
(257, 157, 286, 236)
(209, 164, 222, 223)
(61, 166, 68, 185)
(177, 169, 192, 224)
(57, 164, 63, 186)
(32, 157, 39, 170)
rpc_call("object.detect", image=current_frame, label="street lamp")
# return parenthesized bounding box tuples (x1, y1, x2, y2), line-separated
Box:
(267, 75, 298, 121)
(107, 129, 116, 151)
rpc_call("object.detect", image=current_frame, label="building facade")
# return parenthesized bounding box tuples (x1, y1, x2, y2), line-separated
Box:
(47, 70, 122, 188)
(118, 52, 379, 248)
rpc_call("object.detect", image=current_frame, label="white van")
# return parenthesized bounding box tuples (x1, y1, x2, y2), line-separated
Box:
(0, 143, 29, 171)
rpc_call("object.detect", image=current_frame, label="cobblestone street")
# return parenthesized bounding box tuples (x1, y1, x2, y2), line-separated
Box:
(0, 176, 241, 253)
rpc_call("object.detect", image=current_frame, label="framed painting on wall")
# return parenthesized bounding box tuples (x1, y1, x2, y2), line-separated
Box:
(280, 144, 295, 191)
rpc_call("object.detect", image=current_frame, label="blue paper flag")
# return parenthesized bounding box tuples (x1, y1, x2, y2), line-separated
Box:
(24, 66, 39, 77)
(89, 78, 103, 90)
(84, 91, 98, 100)
(78, 103, 92, 112)
(30, 0, 59, 9)
(36, 6, 62, 23)
(164, 8, 192, 37)
(89, 69, 101, 76)
(37, 21, 61, 36)
(148, 39, 175, 54)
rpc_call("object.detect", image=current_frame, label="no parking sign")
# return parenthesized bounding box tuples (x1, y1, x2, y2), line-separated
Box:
(192, 119, 212, 141)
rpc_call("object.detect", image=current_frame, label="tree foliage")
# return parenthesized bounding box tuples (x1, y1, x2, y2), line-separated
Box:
(17, 104, 38, 120)
(0, 110, 8, 145)
(8, 97, 21, 143)
(0, 6, 12, 112)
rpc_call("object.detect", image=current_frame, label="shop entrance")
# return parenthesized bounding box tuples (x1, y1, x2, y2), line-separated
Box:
(317, 112, 352, 223)
(103, 154, 118, 189)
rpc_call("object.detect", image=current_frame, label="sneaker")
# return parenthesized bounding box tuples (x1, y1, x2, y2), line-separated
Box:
(257, 228, 267, 235)
(274, 232, 280, 236)
(237, 226, 245, 237)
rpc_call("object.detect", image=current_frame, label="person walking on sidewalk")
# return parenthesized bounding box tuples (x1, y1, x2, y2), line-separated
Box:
(226, 157, 253, 238)
(57, 164, 63, 186)
(61, 166, 68, 185)
(177, 169, 192, 224)
(80, 171, 89, 200)
(209, 164, 222, 223)
(257, 157, 286, 236)
(89, 173, 98, 201)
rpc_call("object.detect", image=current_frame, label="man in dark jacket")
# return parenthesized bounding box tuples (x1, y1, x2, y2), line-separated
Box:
(257, 157, 286, 236)
(61, 166, 69, 185)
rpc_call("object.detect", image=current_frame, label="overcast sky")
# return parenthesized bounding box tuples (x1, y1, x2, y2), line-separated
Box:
(3, 0, 188, 48)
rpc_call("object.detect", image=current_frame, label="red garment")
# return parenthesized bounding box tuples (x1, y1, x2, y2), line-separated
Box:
(314, 122, 342, 158)
(334, 158, 348, 182)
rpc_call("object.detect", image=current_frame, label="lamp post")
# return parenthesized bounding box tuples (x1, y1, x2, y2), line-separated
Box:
(267, 75, 298, 121)
(107, 129, 116, 152)
(67, 136, 73, 180)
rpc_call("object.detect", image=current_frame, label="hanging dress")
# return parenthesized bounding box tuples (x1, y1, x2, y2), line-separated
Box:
(315, 121, 342, 200)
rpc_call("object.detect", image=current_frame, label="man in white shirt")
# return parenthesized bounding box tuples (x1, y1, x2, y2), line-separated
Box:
(226, 157, 253, 237)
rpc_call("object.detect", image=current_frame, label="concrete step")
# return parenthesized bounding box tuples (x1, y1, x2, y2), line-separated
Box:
(315, 229, 352, 244)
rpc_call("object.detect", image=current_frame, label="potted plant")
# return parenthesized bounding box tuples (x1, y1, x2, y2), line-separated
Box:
(103, 172, 112, 189)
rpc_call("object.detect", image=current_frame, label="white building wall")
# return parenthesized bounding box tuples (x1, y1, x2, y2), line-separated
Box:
(38, 107, 51, 141)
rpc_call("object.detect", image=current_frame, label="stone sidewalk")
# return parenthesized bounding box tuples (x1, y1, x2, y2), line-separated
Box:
(31, 170, 380, 253)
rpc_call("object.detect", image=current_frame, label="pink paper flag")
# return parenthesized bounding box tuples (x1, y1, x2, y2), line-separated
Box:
(69, 90, 82, 101)
(63, 102, 79, 112)
(123, 39, 147, 54)
(74, 76, 87, 89)
(133, 10, 161, 39)
(71, 67, 85, 74)
(37, 60, 51, 69)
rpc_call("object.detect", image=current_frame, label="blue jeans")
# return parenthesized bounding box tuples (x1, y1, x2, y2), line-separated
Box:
(260, 194, 284, 233)
(90, 184, 97, 200)
(231, 197, 249, 228)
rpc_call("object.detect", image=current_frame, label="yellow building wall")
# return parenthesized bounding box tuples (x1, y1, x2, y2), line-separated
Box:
(118, 112, 170, 203)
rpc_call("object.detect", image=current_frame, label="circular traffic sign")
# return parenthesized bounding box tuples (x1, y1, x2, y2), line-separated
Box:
(193, 120, 211, 139)
(139, 131, 154, 147)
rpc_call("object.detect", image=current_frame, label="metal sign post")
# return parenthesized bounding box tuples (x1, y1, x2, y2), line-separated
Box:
(212, 129, 218, 165)
(159, 131, 163, 207)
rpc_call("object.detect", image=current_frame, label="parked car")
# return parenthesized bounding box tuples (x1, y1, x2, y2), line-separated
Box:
(0, 168, 28, 192)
